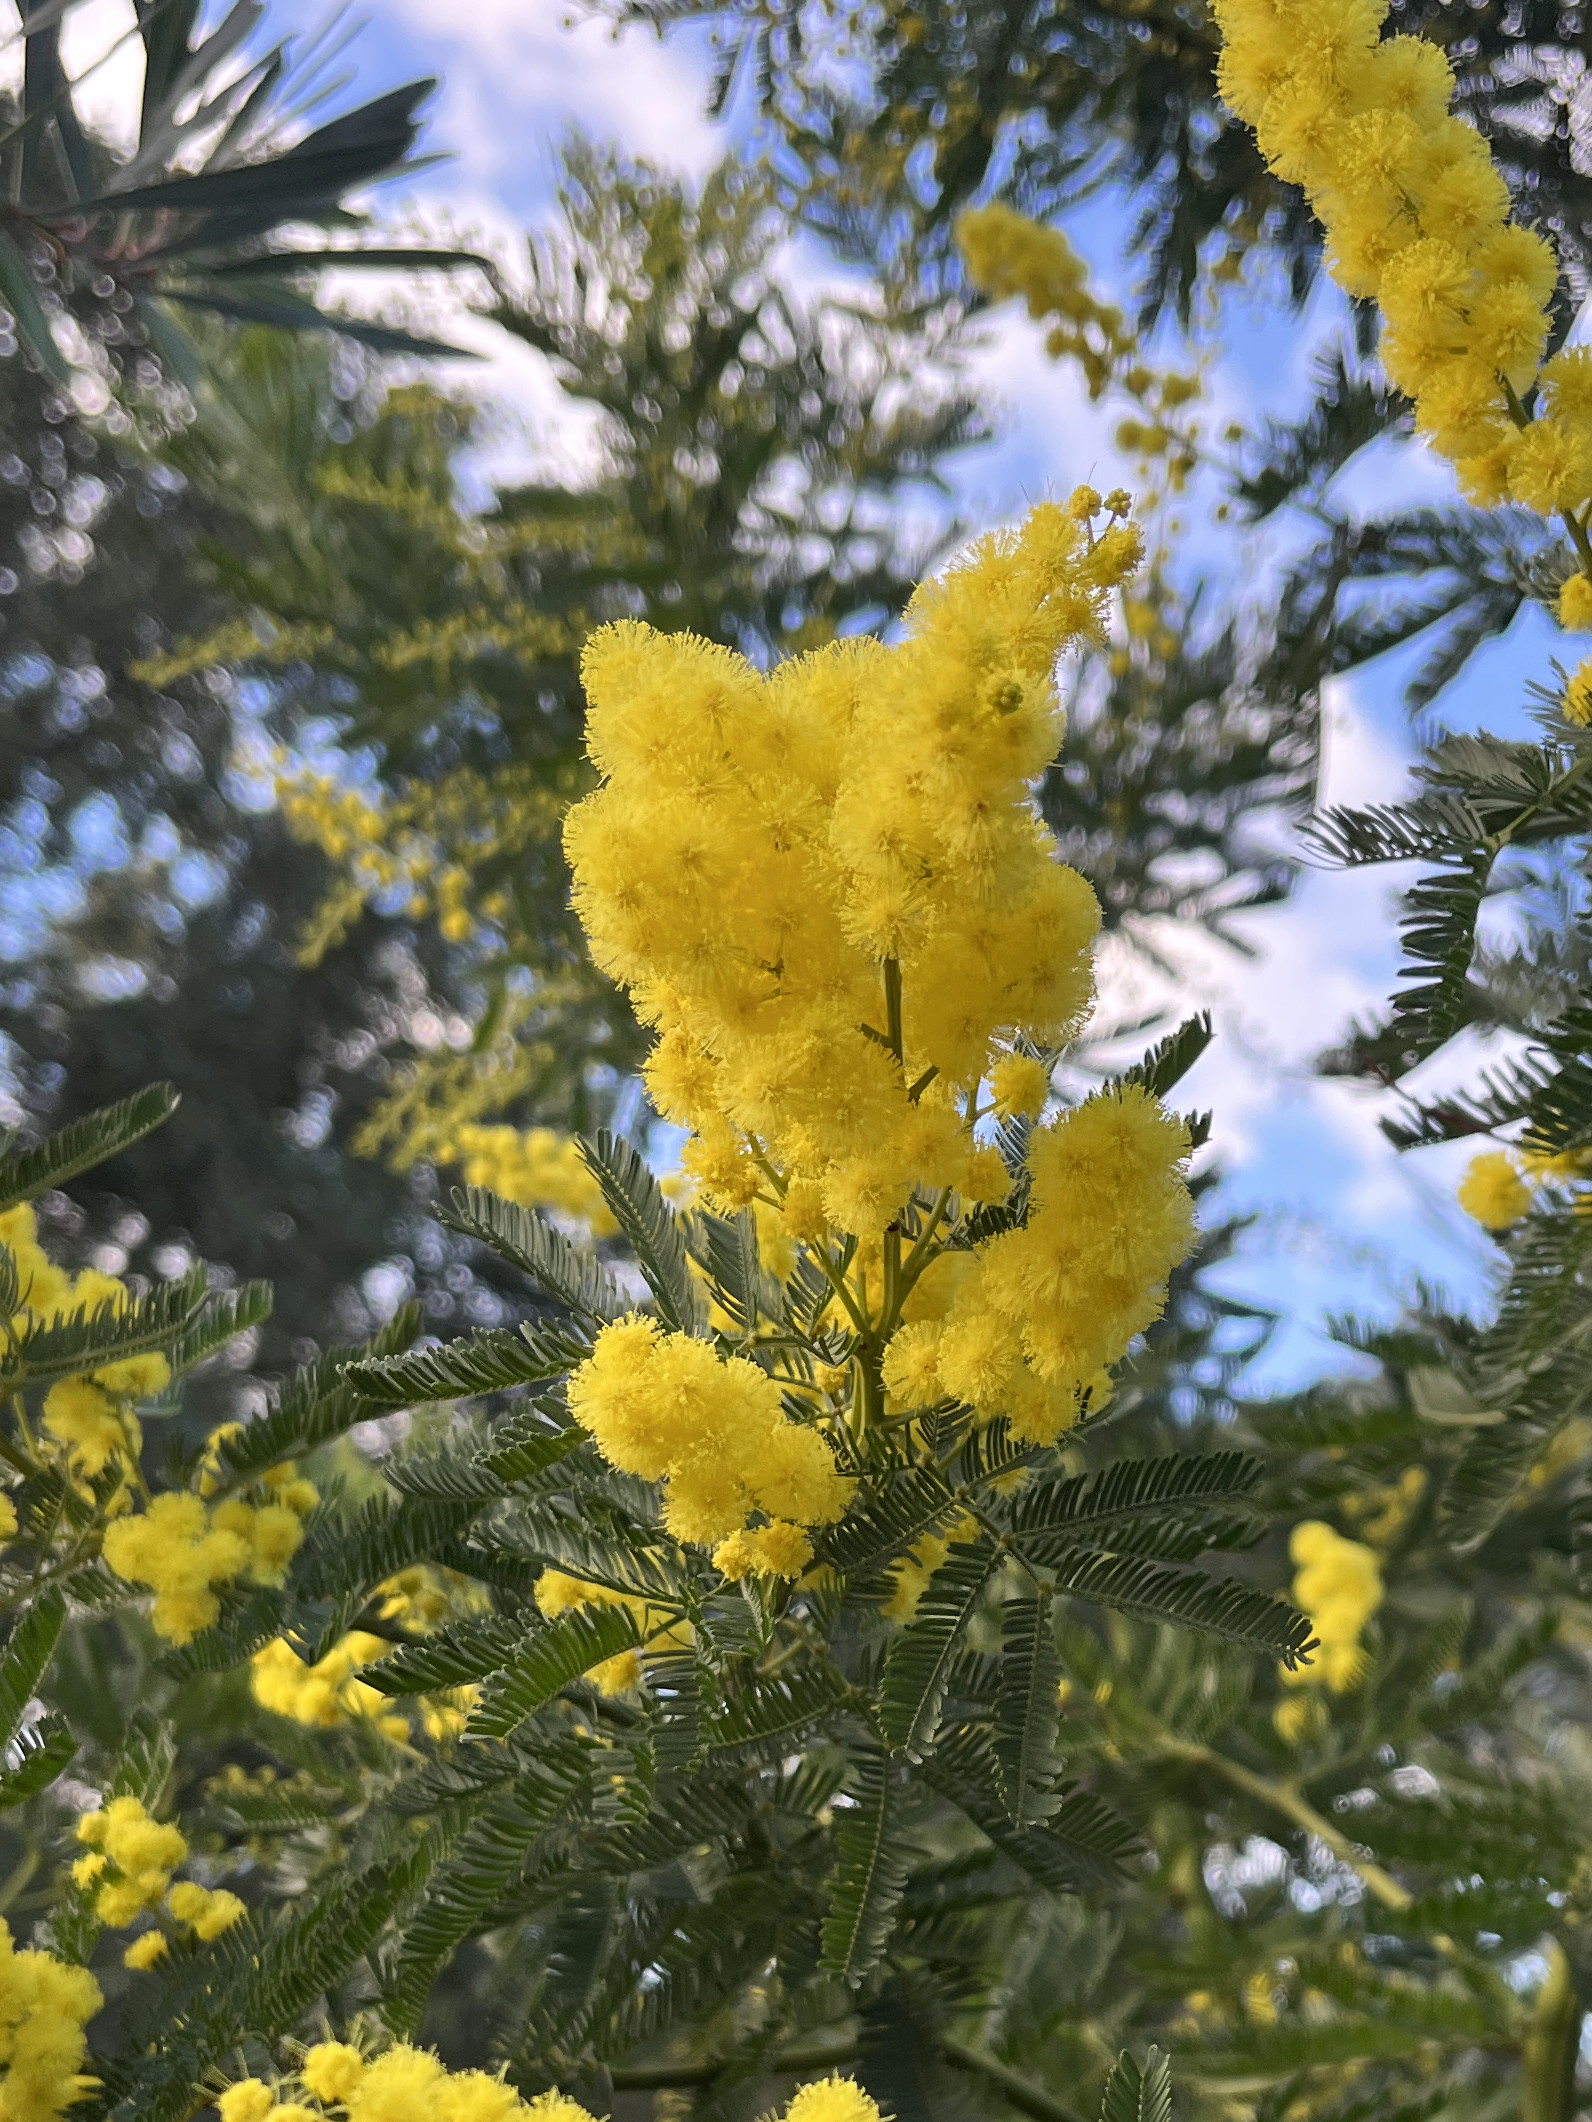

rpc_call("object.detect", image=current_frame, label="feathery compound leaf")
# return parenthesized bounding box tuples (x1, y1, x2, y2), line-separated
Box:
(1100, 2048, 1171, 2122)
(0, 1083, 177, 1213)
(443, 1187, 626, 1323)
(820, 1742, 912, 1985)
(0, 1719, 75, 1810)
(1045, 1548, 1313, 1662)
(0, 1592, 63, 1749)
(579, 1129, 696, 1332)
(292, 1493, 484, 1605)
(1004, 1452, 1263, 1548)
(879, 1538, 999, 1759)
(481, 1408, 587, 1485)
(687, 1207, 762, 1334)
(993, 1588, 1062, 1824)
(217, 1305, 421, 1480)
(362, 1614, 530, 1697)
(706, 1661, 852, 1756)
(819, 1465, 960, 1584)
(1114, 1012, 1213, 1100)
(926, 1725, 1141, 1888)
(346, 1321, 590, 1410)
(467, 1606, 642, 1738)
(164, 1279, 273, 1380)
(385, 1745, 587, 2031)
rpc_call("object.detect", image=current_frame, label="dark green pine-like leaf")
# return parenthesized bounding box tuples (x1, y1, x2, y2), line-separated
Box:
(443, 1187, 626, 1323)
(0, 1591, 64, 1748)
(0, 1082, 177, 1214)
(164, 1279, 273, 1380)
(925, 1724, 1142, 1889)
(1099, 2047, 1172, 2122)
(0, 1718, 75, 1810)
(291, 1492, 485, 1607)
(347, 1321, 590, 1410)
(819, 1741, 913, 1985)
(993, 1588, 1062, 1824)
(646, 1649, 703, 1773)
(1003, 1451, 1263, 1550)
(687, 1207, 762, 1335)
(384, 1745, 587, 2033)
(384, 1450, 507, 1503)
(216, 1305, 422, 1480)
(1112, 1012, 1213, 1101)
(481, 1410, 587, 1486)
(706, 1660, 852, 1757)
(581, 1776, 754, 1874)
(879, 1538, 999, 1760)
(818, 1465, 960, 1584)
(579, 1129, 697, 1334)
(1440, 1358, 1588, 1554)
(362, 1614, 530, 1697)
(103, 1848, 432, 2122)
(1043, 1548, 1313, 1663)
(467, 1607, 643, 1738)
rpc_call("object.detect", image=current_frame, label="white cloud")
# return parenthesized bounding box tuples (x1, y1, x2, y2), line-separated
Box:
(380, 0, 725, 198)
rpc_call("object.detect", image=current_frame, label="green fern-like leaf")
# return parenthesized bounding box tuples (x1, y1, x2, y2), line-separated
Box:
(362, 1614, 530, 1697)
(8, 1270, 209, 1390)
(1038, 1547, 1313, 1662)
(706, 1661, 852, 1756)
(819, 1742, 912, 1985)
(992, 1588, 1062, 1824)
(579, 1129, 697, 1333)
(1099, 2046, 1171, 2122)
(0, 1082, 177, 1213)
(820, 1466, 960, 1584)
(687, 1207, 762, 1335)
(879, 1538, 998, 1759)
(1004, 1452, 1263, 1547)
(0, 1591, 64, 1747)
(443, 1187, 626, 1323)
(0, 1719, 75, 1809)
(215, 1307, 421, 1481)
(347, 1321, 590, 1410)
(468, 1607, 643, 1738)
(926, 1724, 1141, 1888)
(1113, 1013, 1213, 1100)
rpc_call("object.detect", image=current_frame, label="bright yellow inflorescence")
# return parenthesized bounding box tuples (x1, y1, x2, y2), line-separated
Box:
(217, 2058, 882, 2122)
(0, 1917, 101, 2122)
(101, 1447, 319, 1648)
(71, 1796, 244, 1965)
(0, 1203, 170, 1502)
(566, 497, 1127, 1237)
(561, 499, 1198, 1495)
(250, 1572, 480, 1739)
(883, 1086, 1194, 1441)
(1213, 0, 1569, 513)
(1275, 1521, 1382, 1742)
(566, 1316, 850, 1560)
(956, 205, 1203, 489)
(1456, 1141, 1592, 1230)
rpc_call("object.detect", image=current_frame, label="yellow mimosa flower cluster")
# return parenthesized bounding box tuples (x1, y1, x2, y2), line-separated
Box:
(565, 1316, 850, 1558)
(72, 1796, 243, 1961)
(102, 1450, 318, 1647)
(1278, 1520, 1382, 1698)
(883, 1086, 1194, 1439)
(0, 1918, 100, 2122)
(956, 205, 1202, 487)
(1213, 0, 1564, 511)
(249, 1636, 409, 1741)
(565, 497, 1129, 1239)
(0, 1204, 170, 1496)
(444, 1127, 618, 1236)
(1457, 1141, 1592, 1230)
(219, 2057, 882, 2122)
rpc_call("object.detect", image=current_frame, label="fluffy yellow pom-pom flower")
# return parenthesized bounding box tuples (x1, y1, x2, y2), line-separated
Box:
(1458, 1149, 1532, 1229)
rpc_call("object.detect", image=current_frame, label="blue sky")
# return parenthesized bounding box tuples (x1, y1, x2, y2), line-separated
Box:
(55, 0, 1558, 1390)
